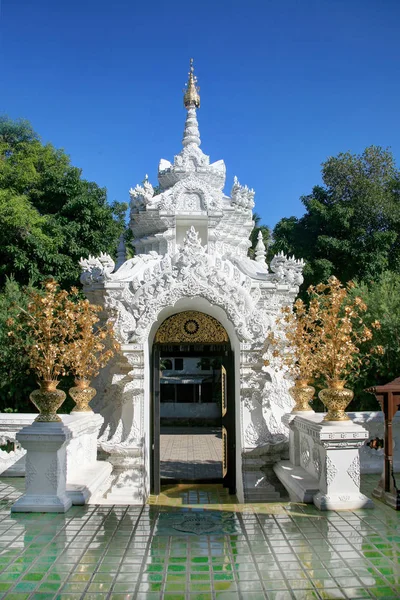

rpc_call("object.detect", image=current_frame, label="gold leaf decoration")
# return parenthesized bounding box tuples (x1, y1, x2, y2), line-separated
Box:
(154, 311, 229, 344)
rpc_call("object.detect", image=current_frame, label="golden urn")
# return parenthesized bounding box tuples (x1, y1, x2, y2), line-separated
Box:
(69, 378, 96, 412)
(30, 380, 66, 422)
(318, 380, 353, 421)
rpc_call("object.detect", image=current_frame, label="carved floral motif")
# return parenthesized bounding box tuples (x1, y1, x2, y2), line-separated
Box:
(300, 436, 311, 468)
(325, 455, 338, 486)
(313, 445, 322, 480)
(347, 455, 361, 488)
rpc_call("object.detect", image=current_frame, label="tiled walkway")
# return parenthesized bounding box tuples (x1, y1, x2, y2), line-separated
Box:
(160, 428, 222, 481)
(0, 476, 399, 599)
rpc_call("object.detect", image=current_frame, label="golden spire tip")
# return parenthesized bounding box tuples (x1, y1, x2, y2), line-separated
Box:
(183, 58, 200, 110)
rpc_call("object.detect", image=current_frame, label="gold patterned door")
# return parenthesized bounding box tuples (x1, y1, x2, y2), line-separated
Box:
(221, 365, 228, 479)
(221, 351, 236, 493)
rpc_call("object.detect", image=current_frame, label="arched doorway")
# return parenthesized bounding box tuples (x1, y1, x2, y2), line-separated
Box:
(151, 311, 236, 495)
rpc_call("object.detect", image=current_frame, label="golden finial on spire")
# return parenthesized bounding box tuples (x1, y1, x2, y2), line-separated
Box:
(183, 58, 200, 109)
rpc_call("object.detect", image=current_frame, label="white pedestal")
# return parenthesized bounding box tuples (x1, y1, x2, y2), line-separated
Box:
(275, 413, 374, 510)
(11, 422, 72, 513)
(9, 413, 111, 511)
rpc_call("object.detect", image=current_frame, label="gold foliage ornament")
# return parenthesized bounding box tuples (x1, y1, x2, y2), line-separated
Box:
(264, 276, 384, 419)
(264, 298, 320, 412)
(7, 278, 120, 419)
(155, 311, 229, 344)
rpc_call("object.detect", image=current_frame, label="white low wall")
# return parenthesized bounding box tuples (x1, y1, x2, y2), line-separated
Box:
(348, 411, 400, 473)
(1, 410, 398, 481)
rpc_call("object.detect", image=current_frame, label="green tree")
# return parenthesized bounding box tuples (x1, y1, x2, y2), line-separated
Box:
(0, 278, 36, 411)
(271, 146, 400, 291)
(347, 272, 400, 410)
(0, 116, 127, 288)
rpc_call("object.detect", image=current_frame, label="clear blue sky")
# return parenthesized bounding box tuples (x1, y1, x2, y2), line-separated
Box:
(1, 0, 399, 228)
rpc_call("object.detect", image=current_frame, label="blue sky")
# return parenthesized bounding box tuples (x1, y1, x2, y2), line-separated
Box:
(1, 0, 399, 228)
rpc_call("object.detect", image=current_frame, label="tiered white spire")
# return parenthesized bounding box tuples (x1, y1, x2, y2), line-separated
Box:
(182, 59, 201, 148)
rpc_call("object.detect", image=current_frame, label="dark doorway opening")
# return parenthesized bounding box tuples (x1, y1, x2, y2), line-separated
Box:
(152, 343, 235, 495)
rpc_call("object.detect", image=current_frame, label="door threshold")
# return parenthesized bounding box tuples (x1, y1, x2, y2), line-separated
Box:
(160, 478, 223, 485)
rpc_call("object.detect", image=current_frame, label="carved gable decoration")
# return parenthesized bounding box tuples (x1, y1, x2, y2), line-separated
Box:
(154, 311, 229, 344)
(177, 192, 203, 211)
(160, 175, 221, 213)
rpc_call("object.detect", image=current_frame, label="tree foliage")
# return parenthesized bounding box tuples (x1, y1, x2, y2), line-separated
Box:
(347, 272, 400, 409)
(0, 117, 128, 409)
(271, 146, 400, 291)
(0, 116, 127, 289)
(0, 278, 35, 411)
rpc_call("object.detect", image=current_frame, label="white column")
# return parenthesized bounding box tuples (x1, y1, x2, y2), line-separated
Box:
(12, 422, 72, 513)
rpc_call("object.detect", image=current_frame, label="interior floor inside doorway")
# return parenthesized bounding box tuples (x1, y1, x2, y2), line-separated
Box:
(160, 426, 222, 482)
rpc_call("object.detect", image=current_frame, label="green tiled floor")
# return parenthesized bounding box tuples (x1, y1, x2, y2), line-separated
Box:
(0, 476, 399, 599)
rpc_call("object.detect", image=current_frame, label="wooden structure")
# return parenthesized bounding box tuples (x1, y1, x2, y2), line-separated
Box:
(367, 377, 400, 509)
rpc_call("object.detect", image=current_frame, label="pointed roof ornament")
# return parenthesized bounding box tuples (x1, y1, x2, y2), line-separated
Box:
(255, 230, 267, 264)
(183, 58, 200, 109)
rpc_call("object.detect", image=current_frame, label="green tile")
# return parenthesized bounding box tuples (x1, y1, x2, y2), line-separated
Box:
(38, 581, 62, 592)
(22, 572, 45, 581)
(370, 588, 398, 597)
(191, 557, 208, 563)
(0, 582, 12, 591)
(190, 574, 210, 581)
(13, 582, 39, 592)
(165, 583, 187, 591)
(60, 583, 87, 593)
(0, 573, 20, 581)
(188, 583, 212, 592)
(214, 573, 234, 581)
(167, 565, 186, 572)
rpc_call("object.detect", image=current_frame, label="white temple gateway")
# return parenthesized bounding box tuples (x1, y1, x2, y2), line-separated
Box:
(79, 60, 306, 503)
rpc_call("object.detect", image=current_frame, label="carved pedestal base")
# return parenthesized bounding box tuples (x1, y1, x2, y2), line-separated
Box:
(314, 491, 373, 510)
(275, 413, 374, 511)
(12, 422, 72, 513)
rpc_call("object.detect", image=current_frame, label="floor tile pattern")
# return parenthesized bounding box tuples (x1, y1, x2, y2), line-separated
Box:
(0, 476, 399, 599)
(160, 428, 222, 481)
